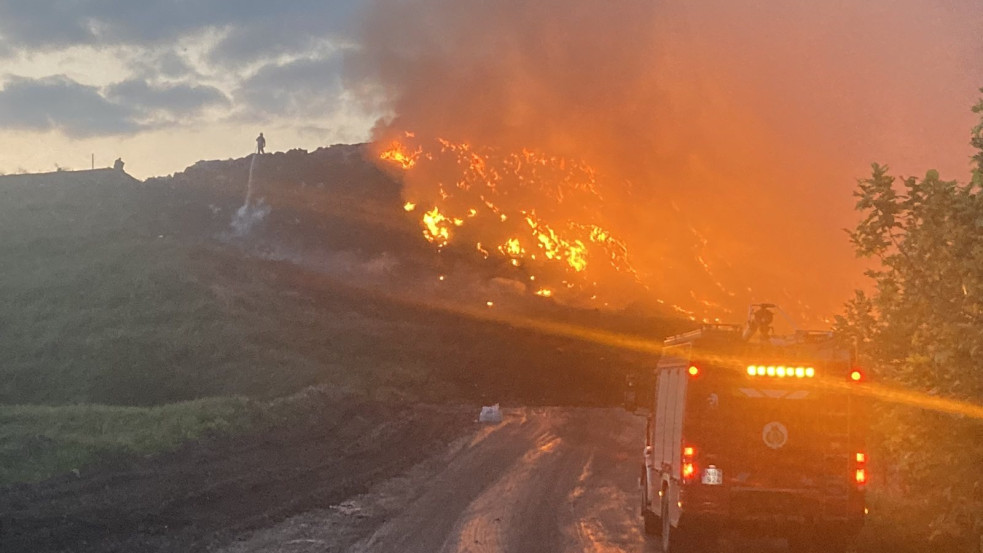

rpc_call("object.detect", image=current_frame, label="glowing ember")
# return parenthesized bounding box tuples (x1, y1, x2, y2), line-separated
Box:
(500, 237, 524, 258)
(421, 207, 453, 247)
(380, 134, 640, 301)
(404, 201, 417, 212)
(535, 288, 553, 297)
(524, 213, 589, 272)
(379, 142, 421, 169)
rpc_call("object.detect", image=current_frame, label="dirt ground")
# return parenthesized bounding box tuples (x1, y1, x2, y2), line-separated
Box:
(1, 404, 658, 553)
(219, 407, 653, 553)
(0, 401, 800, 553)
(0, 395, 475, 553)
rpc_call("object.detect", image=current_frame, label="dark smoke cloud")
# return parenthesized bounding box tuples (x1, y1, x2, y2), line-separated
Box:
(349, 0, 983, 323)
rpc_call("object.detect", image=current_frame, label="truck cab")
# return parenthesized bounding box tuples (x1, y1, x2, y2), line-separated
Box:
(640, 307, 867, 552)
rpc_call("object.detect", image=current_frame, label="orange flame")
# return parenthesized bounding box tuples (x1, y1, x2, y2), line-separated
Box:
(381, 134, 639, 301)
(380, 142, 422, 169)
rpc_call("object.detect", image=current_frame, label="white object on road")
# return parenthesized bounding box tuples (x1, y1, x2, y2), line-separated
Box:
(479, 404, 503, 423)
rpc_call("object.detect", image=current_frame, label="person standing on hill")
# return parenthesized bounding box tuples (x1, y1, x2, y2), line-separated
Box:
(256, 132, 266, 154)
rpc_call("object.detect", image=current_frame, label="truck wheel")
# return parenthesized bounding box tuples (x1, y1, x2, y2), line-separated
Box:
(660, 494, 690, 552)
(660, 495, 672, 551)
(660, 495, 710, 553)
(641, 468, 661, 536)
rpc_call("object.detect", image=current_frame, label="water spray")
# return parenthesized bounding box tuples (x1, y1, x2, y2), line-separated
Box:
(231, 152, 270, 236)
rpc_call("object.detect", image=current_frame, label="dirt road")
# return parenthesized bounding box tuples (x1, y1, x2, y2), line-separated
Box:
(1, 406, 659, 553)
(221, 407, 656, 553)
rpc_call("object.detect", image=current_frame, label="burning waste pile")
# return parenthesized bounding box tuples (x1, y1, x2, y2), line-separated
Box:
(377, 134, 642, 306)
(343, 0, 928, 324)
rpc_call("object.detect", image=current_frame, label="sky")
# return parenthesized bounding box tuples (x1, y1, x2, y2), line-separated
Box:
(347, 0, 983, 320)
(0, 1, 373, 179)
(2, 0, 981, 320)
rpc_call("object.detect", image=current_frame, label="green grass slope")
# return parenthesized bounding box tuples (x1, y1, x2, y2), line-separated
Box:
(0, 155, 681, 484)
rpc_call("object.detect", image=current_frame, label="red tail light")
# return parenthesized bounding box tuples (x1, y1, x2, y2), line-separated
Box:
(855, 468, 867, 485)
(854, 450, 867, 487)
(682, 445, 696, 482)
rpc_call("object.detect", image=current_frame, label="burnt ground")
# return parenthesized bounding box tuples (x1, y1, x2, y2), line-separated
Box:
(0, 394, 477, 553)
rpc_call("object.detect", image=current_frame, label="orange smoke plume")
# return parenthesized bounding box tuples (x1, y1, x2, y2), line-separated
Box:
(351, 0, 983, 323)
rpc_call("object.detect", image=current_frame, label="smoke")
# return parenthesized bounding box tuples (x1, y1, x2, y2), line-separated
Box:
(348, 0, 983, 322)
(230, 153, 271, 236)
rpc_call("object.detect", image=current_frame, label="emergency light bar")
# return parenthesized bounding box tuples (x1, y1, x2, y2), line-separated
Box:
(746, 365, 815, 378)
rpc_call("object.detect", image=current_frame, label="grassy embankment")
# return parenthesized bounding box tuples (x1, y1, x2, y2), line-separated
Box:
(0, 167, 667, 485)
(0, 169, 273, 484)
(0, 397, 262, 485)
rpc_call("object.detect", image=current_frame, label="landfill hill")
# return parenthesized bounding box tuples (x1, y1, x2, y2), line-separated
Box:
(1, 145, 682, 409)
(0, 146, 684, 551)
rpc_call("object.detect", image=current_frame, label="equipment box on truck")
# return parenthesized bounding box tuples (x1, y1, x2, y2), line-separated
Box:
(640, 305, 867, 552)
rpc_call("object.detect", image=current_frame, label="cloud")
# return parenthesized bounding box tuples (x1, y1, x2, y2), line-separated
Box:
(235, 56, 346, 119)
(0, 1, 362, 65)
(0, 2, 367, 138)
(106, 79, 229, 117)
(0, 75, 139, 137)
(128, 50, 201, 80)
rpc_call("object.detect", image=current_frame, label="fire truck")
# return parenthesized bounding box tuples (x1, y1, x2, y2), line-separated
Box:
(638, 304, 867, 552)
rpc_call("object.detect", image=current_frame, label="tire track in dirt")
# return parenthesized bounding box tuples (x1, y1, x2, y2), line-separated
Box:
(224, 408, 657, 553)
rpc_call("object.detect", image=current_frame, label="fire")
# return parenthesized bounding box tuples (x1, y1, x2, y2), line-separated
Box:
(421, 206, 457, 247)
(380, 142, 422, 169)
(380, 134, 640, 301)
(524, 213, 589, 272)
(500, 237, 524, 258)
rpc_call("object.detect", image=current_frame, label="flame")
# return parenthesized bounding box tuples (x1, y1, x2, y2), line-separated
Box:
(421, 206, 453, 247)
(404, 201, 417, 212)
(524, 212, 589, 272)
(381, 134, 639, 302)
(500, 237, 525, 258)
(535, 288, 553, 297)
(380, 142, 422, 169)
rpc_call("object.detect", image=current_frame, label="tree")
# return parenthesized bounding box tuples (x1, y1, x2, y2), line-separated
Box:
(839, 89, 983, 551)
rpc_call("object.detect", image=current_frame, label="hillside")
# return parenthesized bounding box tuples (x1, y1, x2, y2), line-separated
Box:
(1, 146, 682, 410)
(0, 146, 686, 551)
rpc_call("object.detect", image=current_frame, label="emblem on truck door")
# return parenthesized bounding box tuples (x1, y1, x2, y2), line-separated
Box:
(762, 421, 789, 449)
